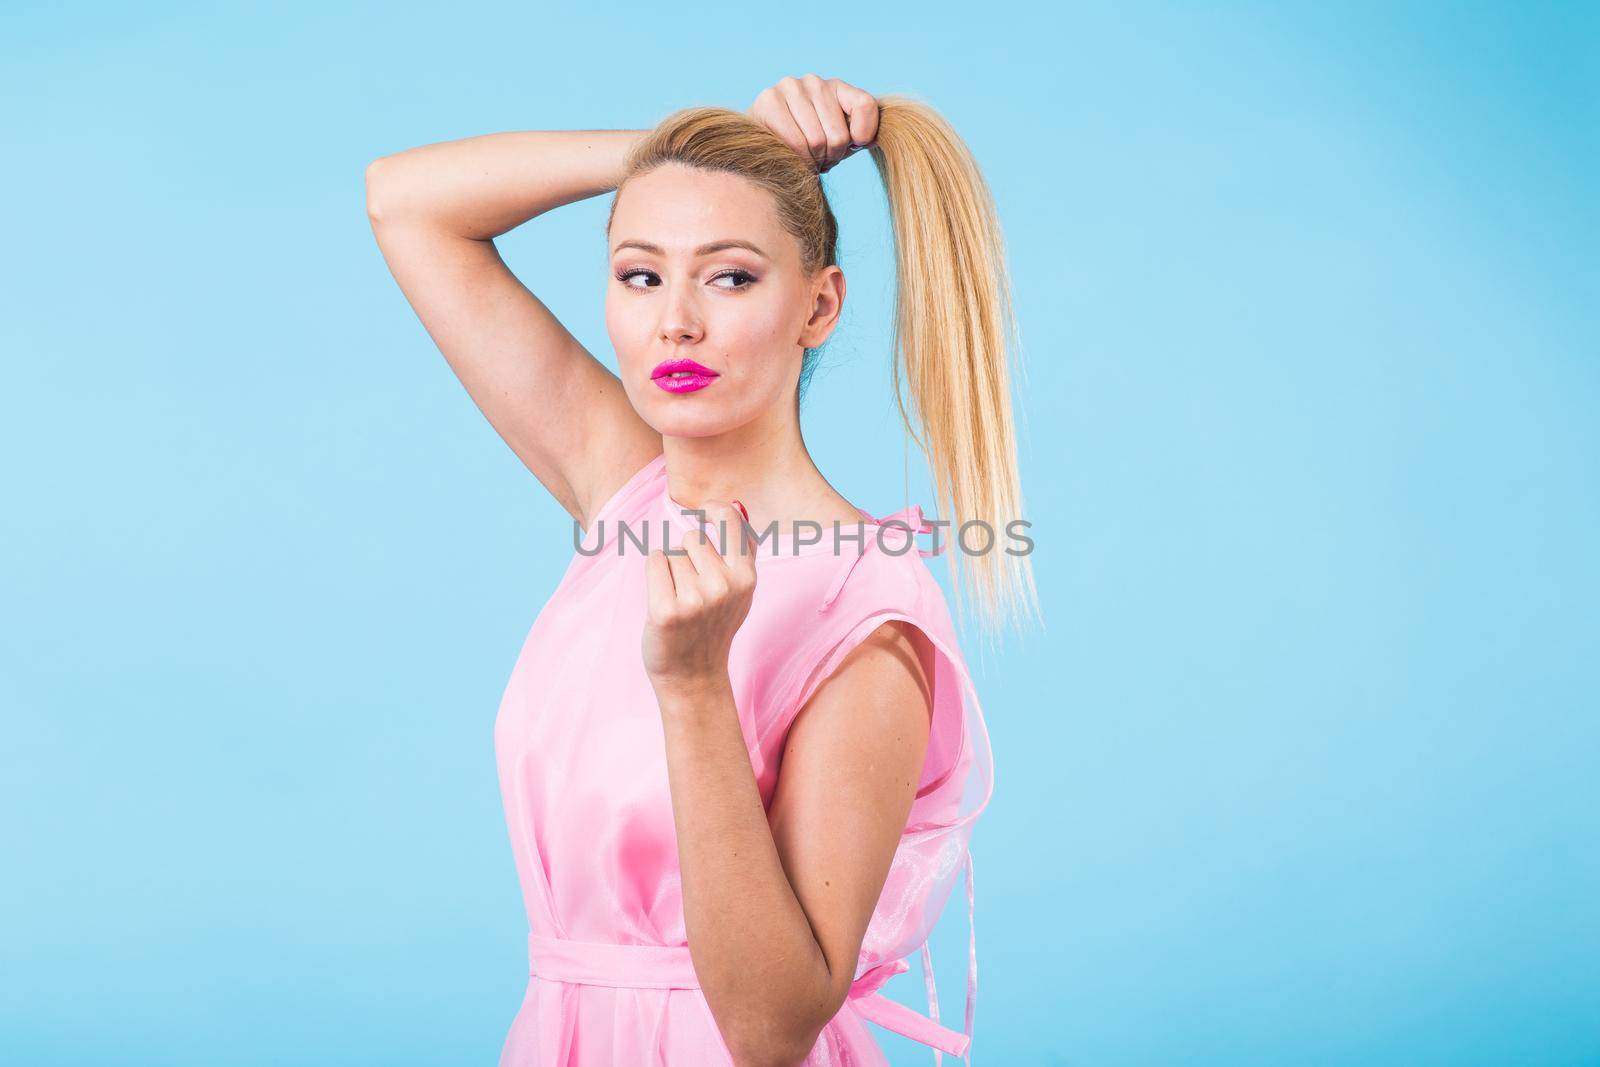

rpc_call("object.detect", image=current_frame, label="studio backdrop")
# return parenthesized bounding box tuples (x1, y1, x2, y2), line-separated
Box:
(3, 3, 1596, 1065)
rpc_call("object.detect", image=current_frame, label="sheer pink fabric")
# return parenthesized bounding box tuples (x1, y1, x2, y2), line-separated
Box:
(494, 452, 995, 1065)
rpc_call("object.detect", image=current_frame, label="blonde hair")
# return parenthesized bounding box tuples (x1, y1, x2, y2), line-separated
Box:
(608, 95, 1041, 639)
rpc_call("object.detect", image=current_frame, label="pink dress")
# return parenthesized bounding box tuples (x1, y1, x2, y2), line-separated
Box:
(494, 452, 995, 1065)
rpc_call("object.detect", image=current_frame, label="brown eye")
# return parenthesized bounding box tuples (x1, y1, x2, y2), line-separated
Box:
(710, 269, 757, 291)
(615, 267, 659, 289)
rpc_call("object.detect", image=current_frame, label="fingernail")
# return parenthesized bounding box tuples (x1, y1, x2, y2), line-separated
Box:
(732, 499, 749, 522)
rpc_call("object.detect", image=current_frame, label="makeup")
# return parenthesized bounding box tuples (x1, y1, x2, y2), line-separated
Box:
(651, 358, 719, 394)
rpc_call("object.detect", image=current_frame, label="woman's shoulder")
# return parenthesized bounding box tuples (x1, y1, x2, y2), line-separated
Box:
(745, 529, 983, 795)
(749, 527, 953, 690)
(825, 512, 949, 611)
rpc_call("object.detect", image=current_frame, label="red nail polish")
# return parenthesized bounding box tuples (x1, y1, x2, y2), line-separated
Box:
(732, 499, 749, 522)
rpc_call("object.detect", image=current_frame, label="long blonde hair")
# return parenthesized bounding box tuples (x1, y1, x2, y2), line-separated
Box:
(608, 95, 1041, 639)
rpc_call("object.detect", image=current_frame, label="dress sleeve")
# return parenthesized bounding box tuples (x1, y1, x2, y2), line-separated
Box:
(758, 559, 995, 970)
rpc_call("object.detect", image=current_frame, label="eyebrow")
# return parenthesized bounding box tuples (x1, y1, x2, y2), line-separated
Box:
(610, 238, 770, 260)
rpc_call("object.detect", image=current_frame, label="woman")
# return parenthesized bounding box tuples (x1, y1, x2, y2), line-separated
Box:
(366, 74, 1036, 1066)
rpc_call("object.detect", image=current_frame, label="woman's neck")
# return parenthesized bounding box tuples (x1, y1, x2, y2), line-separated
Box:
(661, 430, 862, 538)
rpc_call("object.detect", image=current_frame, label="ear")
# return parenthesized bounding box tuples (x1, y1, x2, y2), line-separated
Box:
(799, 265, 846, 348)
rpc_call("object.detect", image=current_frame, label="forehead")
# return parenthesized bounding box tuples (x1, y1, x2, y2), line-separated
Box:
(611, 164, 788, 257)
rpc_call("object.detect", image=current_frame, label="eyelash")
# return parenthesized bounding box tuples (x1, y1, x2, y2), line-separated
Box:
(613, 267, 758, 292)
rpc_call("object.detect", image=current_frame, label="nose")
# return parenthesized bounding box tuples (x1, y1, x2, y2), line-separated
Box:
(658, 282, 704, 345)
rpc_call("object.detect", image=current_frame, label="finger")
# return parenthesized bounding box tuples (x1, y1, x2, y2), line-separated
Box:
(732, 506, 757, 580)
(664, 549, 702, 610)
(665, 519, 706, 576)
(645, 548, 676, 618)
(737, 513, 755, 558)
(833, 80, 881, 148)
(679, 524, 729, 587)
(803, 76, 853, 168)
(693, 501, 745, 566)
(705, 499, 757, 585)
(758, 93, 813, 166)
(776, 76, 828, 168)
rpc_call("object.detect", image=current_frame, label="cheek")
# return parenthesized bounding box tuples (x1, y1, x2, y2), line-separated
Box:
(724, 296, 794, 351)
(723, 301, 803, 388)
(603, 290, 627, 334)
(605, 294, 647, 366)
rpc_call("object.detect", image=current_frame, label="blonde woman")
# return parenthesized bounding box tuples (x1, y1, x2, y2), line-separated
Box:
(366, 73, 1035, 1066)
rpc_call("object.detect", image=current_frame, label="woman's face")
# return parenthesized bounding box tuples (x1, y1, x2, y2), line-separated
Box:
(606, 163, 842, 437)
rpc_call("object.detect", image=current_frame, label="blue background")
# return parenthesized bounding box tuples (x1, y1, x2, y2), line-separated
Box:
(3, 2, 1596, 1064)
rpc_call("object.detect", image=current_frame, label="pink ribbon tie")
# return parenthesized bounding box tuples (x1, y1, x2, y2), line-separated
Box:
(817, 503, 942, 614)
(845, 846, 978, 1063)
(527, 849, 978, 1064)
(877, 503, 943, 558)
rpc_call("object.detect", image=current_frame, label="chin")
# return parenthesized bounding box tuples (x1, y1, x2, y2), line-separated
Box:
(649, 409, 741, 439)
(627, 373, 781, 437)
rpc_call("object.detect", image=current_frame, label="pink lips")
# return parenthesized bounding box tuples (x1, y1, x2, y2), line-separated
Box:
(651, 358, 720, 394)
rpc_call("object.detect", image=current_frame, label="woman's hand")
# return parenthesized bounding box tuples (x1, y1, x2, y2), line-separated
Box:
(644, 500, 758, 699)
(747, 74, 880, 174)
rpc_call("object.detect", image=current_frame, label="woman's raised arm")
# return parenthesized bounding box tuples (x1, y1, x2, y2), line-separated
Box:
(365, 130, 663, 528)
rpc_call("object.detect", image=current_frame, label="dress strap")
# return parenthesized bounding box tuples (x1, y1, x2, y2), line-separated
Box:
(846, 844, 978, 1063)
(817, 503, 942, 615)
(878, 503, 944, 558)
(963, 845, 977, 1061)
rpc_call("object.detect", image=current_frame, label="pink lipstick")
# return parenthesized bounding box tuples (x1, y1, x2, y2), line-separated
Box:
(651, 358, 719, 394)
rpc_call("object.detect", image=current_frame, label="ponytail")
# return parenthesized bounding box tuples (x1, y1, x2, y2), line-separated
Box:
(865, 95, 1041, 639)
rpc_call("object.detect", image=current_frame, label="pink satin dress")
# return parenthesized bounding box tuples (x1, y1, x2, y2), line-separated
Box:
(493, 452, 995, 1065)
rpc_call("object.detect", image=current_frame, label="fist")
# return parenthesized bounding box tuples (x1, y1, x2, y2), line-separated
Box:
(643, 499, 757, 693)
(747, 73, 880, 174)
